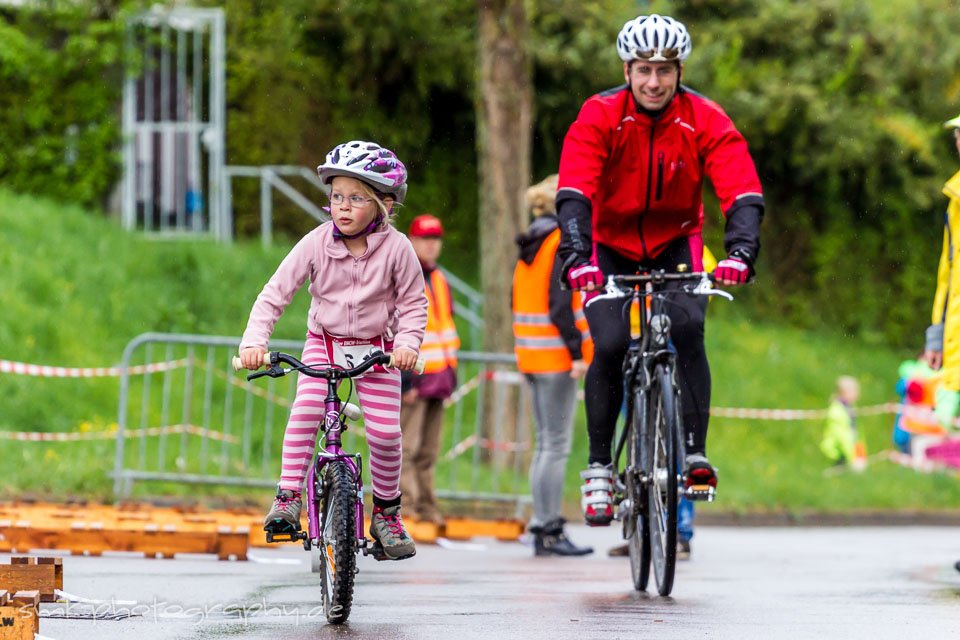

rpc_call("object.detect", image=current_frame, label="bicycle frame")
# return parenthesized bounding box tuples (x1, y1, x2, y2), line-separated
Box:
(305, 378, 365, 548)
(600, 270, 730, 468)
(615, 282, 676, 469)
(239, 349, 399, 549)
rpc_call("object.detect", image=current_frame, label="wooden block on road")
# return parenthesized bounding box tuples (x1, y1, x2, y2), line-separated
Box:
(0, 557, 62, 602)
(0, 589, 40, 639)
(215, 529, 248, 561)
(444, 518, 524, 541)
(0, 524, 248, 561)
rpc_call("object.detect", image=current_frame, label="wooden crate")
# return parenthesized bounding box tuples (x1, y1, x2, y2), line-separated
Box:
(0, 557, 62, 602)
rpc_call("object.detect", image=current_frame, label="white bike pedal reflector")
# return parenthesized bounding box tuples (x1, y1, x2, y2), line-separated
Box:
(342, 403, 362, 421)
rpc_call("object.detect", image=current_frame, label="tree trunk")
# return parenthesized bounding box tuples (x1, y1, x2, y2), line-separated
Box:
(475, 0, 532, 473)
(476, 0, 532, 354)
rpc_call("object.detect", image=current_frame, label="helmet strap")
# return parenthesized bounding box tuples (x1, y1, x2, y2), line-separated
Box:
(332, 212, 384, 240)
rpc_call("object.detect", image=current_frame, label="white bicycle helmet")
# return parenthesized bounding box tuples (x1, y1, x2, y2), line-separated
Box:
(317, 140, 408, 203)
(616, 14, 692, 63)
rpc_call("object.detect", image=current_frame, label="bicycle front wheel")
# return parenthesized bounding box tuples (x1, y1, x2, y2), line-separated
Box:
(626, 388, 651, 592)
(647, 363, 680, 596)
(319, 460, 358, 624)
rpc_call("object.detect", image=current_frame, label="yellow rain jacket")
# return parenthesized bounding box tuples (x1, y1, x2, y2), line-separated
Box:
(930, 170, 960, 392)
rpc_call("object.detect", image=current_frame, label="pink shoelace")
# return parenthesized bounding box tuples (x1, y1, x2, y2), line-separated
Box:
(377, 509, 405, 537)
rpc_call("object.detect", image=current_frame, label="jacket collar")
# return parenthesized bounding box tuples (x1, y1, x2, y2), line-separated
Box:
(628, 85, 684, 123)
(323, 221, 392, 259)
(944, 169, 960, 201)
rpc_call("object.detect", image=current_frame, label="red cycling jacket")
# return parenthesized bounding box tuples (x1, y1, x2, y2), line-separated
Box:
(557, 85, 764, 263)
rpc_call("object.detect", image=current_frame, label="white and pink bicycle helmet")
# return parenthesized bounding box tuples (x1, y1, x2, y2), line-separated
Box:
(317, 140, 408, 203)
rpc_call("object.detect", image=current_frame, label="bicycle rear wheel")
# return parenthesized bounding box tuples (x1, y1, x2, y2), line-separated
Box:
(647, 363, 680, 596)
(319, 460, 358, 624)
(626, 389, 651, 592)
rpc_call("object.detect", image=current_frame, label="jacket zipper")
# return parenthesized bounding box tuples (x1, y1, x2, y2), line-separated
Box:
(656, 151, 664, 201)
(638, 120, 657, 261)
(351, 257, 360, 335)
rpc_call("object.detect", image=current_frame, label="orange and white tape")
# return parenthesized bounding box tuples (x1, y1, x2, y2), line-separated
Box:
(0, 424, 238, 443)
(0, 358, 188, 378)
(710, 403, 916, 421)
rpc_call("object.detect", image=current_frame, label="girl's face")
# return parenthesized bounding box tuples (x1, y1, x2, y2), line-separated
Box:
(330, 176, 381, 236)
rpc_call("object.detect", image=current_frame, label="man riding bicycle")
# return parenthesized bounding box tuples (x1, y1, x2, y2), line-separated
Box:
(557, 14, 764, 526)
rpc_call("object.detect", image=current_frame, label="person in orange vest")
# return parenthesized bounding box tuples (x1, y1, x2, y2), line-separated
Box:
(513, 174, 594, 556)
(399, 214, 460, 526)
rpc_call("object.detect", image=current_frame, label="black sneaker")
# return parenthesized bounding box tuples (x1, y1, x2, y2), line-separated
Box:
(678, 538, 691, 561)
(534, 519, 594, 557)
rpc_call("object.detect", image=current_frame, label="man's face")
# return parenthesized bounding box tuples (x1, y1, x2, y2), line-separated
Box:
(624, 60, 680, 111)
(411, 236, 442, 264)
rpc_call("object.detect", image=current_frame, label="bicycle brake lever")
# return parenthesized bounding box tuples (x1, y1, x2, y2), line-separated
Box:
(584, 277, 625, 307)
(690, 277, 734, 301)
(246, 365, 284, 381)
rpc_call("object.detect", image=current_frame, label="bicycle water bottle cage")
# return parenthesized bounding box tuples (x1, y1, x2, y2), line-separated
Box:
(650, 314, 671, 347)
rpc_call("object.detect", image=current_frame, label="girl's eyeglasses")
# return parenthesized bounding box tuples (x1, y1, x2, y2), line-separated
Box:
(330, 193, 374, 207)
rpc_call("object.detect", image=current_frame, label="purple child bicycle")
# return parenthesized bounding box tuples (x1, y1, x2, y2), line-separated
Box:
(232, 349, 422, 624)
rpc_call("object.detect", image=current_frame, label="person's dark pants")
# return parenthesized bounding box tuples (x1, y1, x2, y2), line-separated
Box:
(584, 239, 710, 465)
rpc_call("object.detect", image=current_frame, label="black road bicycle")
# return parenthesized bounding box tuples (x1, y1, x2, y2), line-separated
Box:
(588, 270, 732, 597)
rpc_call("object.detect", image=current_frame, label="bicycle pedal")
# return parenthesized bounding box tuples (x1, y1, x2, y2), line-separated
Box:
(362, 539, 387, 561)
(684, 484, 716, 502)
(264, 529, 306, 544)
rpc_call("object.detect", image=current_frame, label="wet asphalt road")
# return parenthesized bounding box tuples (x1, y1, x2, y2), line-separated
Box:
(20, 525, 960, 640)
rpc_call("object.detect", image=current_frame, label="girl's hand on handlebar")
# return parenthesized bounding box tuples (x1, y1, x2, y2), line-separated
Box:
(391, 347, 419, 371)
(239, 347, 267, 370)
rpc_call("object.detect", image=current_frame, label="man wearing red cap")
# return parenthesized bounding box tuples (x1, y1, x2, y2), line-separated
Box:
(400, 214, 460, 526)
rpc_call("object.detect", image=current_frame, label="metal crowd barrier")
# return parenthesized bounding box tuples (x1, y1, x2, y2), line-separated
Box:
(112, 333, 533, 517)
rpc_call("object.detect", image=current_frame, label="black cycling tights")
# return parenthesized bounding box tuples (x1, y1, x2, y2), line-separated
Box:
(585, 240, 711, 465)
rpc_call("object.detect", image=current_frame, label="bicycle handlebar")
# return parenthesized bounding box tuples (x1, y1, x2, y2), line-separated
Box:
(585, 271, 734, 307)
(231, 350, 426, 378)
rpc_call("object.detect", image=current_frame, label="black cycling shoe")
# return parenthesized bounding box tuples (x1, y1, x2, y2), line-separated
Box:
(678, 538, 691, 560)
(533, 519, 594, 557)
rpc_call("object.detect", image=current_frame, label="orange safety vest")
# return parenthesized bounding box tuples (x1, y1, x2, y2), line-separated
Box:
(421, 269, 460, 374)
(512, 229, 594, 374)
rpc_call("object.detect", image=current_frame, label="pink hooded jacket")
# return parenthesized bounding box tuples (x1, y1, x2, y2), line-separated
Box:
(240, 221, 428, 353)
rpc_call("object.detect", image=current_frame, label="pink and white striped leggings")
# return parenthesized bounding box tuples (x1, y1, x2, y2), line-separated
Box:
(277, 332, 402, 500)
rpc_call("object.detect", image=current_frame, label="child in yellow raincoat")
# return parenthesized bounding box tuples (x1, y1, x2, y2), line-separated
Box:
(821, 376, 866, 470)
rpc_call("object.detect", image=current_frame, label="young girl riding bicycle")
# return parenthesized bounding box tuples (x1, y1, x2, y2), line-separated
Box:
(237, 141, 428, 560)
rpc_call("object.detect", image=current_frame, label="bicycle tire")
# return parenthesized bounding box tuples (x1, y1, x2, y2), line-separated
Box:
(319, 460, 358, 624)
(647, 363, 679, 596)
(626, 388, 651, 592)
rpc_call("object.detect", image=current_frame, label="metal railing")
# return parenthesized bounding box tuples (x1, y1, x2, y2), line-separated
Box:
(222, 165, 330, 247)
(440, 268, 484, 351)
(112, 333, 533, 517)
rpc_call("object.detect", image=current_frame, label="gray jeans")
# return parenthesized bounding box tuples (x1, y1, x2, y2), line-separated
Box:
(526, 372, 578, 527)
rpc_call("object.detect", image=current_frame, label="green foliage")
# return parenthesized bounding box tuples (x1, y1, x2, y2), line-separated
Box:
(0, 3, 129, 208)
(3, 0, 960, 347)
(670, 0, 960, 345)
